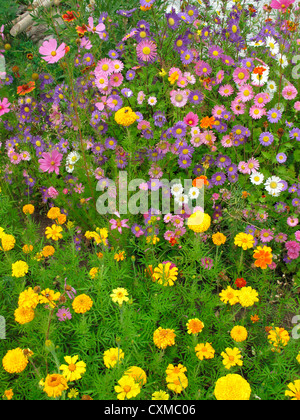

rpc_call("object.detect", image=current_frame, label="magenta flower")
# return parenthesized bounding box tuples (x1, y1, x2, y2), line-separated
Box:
(0, 98, 11, 117)
(183, 111, 199, 127)
(56, 306, 72, 322)
(39, 38, 66, 64)
(270, 0, 295, 12)
(38, 150, 63, 175)
(109, 217, 130, 234)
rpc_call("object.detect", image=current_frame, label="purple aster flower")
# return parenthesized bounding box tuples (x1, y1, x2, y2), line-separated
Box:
(215, 155, 231, 168)
(180, 49, 194, 65)
(82, 53, 94, 66)
(153, 111, 167, 127)
(289, 127, 300, 141)
(126, 69, 136, 80)
(259, 132, 274, 146)
(172, 121, 187, 138)
(131, 223, 144, 237)
(276, 152, 287, 163)
(166, 9, 181, 30)
(178, 156, 191, 168)
(208, 45, 223, 60)
(188, 90, 204, 104)
(211, 172, 226, 186)
(105, 137, 117, 149)
(267, 108, 282, 123)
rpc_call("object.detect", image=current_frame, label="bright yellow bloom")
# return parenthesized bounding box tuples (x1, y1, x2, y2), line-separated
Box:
(18, 287, 39, 309)
(115, 375, 141, 400)
(67, 388, 79, 399)
(285, 380, 300, 400)
(72, 294, 93, 314)
(57, 213, 67, 225)
(3, 389, 14, 400)
(114, 250, 126, 261)
(89, 267, 99, 279)
(124, 366, 147, 386)
(22, 244, 33, 254)
(214, 374, 251, 400)
(230, 326, 248, 342)
(43, 373, 68, 398)
(166, 372, 188, 394)
(1, 234, 16, 251)
(296, 351, 300, 364)
(103, 348, 125, 368)
(0, 227, 5, 239)
(221, 347, 243, 369)
(59, 355, 86, 382)
(146, 234, 160, 245)
(268, 327, 290, 350)
(195, 342, 215, 360)
(23, 204, 34, 215)
(12, 260, 29, 278)
(114, 107, 138, 127)
(153, 327, 176, 349)
(14, 306, 35, 325)
(110, 287, 129, 306)
(47, 207, 61, 220)
(187, 211, 211, 233)
(212, 232, 227, 246)
(45, 224, 63, 241)
(253, 245, 273, 269)
(219, 286, 239, 305)
(234, 232, 255, 250)
(237, 286, 259, 307)
(39, 288, 61, 308)
(152, 390, 169, 400)
(186, 318, 204, 334)
(2, 348, 29, 374)
(42, 245, 55, 258)
(152, 262, 178, 287)
(166, 364, 187, 377)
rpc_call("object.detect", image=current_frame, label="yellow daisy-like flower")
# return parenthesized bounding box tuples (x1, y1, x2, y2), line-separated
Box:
(124, 366, 147, 387)
(39, 288, 61, 308)
(219, 286, 239, 306)
(114, 250, 126, 261)
(114, 375, 141, 400)
(221, 347, 243, 369)
(3, 389, 14, 400)
(18, 287, 39, 309)
(187, 211, 211, 233)
(234, 232, 255, 250)
(212, 232, 227, 246)
(195, 342, 215, 360)
(14, 306, 35, 325)
(45, 224, 63, 241)
(103, 348, 125, 368)
(152, 262, 178, 287)
(89, 267, 99, 279)
(166, 363, 187, 377)
(153, 327, 176, 350)
(2, 348, 29, 374)
(1, 234, 16, 252)
(59, 355, 86, 382)
(166, 372, 188, 394)
(72, 294, 93, 314)
(67, 388, 79, 399)
(23, 204, 35, 215)
(110, 287, 129, 306)
(214, 374, 251, 400)
(152, 390, 169, 400)
(186, 318, 204, 335)
(43, 373, 68, 398)
(268, 327, 290, 350)
(237, 286, 259, 307)
(114, 107, 138, 127)
(285, 380, 300, 400)
(12, 260, 29, 278)
(230, 325, 248, 342)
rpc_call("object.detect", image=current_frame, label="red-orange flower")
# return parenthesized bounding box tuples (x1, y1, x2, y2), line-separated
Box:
(253, 67, 267, 76)
(17, 81, 35, 96)
(253, 246, 273, 269)
(235, 278, 247, 288)
(192, 175, 209, 188)
(62, 10, 80, 22)
(76, 24, 87, 35)
(200, 116, 215, 129)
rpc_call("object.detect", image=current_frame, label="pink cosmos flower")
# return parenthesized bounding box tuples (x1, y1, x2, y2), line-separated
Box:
(109, 217, 129, 234)
(0, 97, 11, 116)
(270, 0, 295, 12)
(87, 17, 105, 35)
(47, 187, 59, 199)
(38, 150, 63, 175)
(183, 111, 199, 127)
(170, 89, 189, 108)
(294, 101, 300, 111)
(287, 216, 299, 227)
(80, 37, 92, 50)
(295, 231, 300, 241)
(39, 38, 66, 64)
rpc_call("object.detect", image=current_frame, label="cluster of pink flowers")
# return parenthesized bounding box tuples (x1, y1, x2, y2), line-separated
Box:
(285, 240, 300, 260)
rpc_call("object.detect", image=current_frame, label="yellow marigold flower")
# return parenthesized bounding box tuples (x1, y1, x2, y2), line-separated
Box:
(72, 294, 93, 314)
(47, 207, 61, 220)
(146, 234, 160, 245)
(43, 373, 68, 398)
(2, 348, 29, 374)
(124, 366, 147, 387)
(0, 227, 5, 239)
(18, 287, 39, 309)
(296, 351, 300, 364)
(152, 390, 169, 400)
(110, 287, 129, 306)
(42, 245, 55, 258)
(3, 389, 14, 400)
(234, 232, 255, 250)
(214, 374, 251, 400)
(114, 107, 138, 127)
(39, 288, 61, 308)
(59, 355, 86, 382)
(103, 348, 125, 368)
(114, 250, 126, 261)
(12, 260, 29, 278)
(153, 327, 176, 349)
(152, 262, 178, 287)
(268, 327, 290, 349)
(114, 375, 141, 400)
(195, 342, 215, 360)
(23, 204, 34, 215)
(14, 306, 35, 325)
(166, 372, 188, 394)
(212, 232, 227, 246)
(230, 325, 248, 342)
(45, 224, 63, 241)
(187, 211, 211, 233)
(166, 364, 187, 377)
(89, 267, 99, 279)
(67, 388, 79, 399)
(22, 244, 33, 254)
(237, 286, 259, 307)
(221, 347, 243, 369)
(219, 286, 239, 306)
(1, 234, 16, 251)
(285, 380, 300, 400)
(186, 318, 204, 334)
(57, 213, 67, 225)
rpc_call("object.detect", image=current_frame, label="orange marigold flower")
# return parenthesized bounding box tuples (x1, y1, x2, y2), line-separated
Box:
(192, 175, 209, 188)
(17, 81, 35, 96)
(253, 246, 273, 269)
(200, 116, 215, 129)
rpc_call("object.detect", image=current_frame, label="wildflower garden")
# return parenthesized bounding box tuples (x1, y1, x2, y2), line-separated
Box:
(1, 0, 300, 402)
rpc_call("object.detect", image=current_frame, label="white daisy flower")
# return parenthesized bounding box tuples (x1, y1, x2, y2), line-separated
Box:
(265, 37, 279, 55)
(266, 80, 277, 93)
(66, 163, 75, 173)
(276, 54, 289, 68)
(174, 193, 189, 205)
(66, 151, 80, 165)
(251, 71, 268, 86)
(250, 172, 264, 185)
(188, 187, 200, 200)
(171, 183, 184, 196)
(264, 176, 284, 197)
